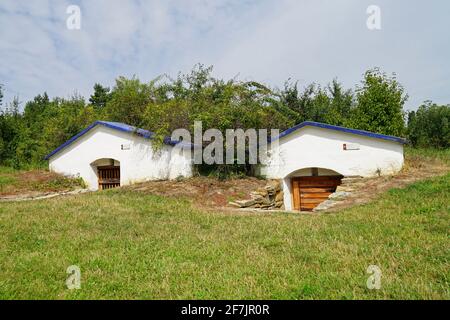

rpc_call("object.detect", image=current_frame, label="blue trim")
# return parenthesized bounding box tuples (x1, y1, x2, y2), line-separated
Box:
(44, 121, 185, 160)
(271, 121, 407, 144)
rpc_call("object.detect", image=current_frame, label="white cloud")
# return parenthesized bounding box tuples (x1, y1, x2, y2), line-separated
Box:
(0, 0, 449, 110)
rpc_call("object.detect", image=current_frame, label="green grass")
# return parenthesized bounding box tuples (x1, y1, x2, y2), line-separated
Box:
(0, 166, 21, 175)
(405, 146, 450, 165)
(0, 172, 448, 299)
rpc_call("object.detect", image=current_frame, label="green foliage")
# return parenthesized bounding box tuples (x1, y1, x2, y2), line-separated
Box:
(351, 68, 407, 136)
(0, 97, 22, 167)
(103, 76, 155, 127)
(277, 79, 354, 126)
(140, 65, 293, 139)
(0, 65, 446, 173)
(0, 167, 85, 194)
(89, 83, 111, 111)
(32, 176, 86, 191)
(407, 101, 450, 148)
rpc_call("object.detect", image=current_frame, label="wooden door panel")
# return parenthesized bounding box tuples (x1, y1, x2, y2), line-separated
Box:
(292, 179, 301, 211)
(98, 166, 120, 190)
(292, 176, 342, 212)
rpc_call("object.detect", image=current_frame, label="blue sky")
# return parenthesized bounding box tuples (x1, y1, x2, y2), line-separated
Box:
(1, 0, 449, 111)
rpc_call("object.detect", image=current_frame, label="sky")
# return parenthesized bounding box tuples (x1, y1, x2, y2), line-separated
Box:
(1, 0, 449, 111)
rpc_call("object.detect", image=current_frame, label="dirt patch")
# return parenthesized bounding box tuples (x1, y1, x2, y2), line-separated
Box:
(123, 176, 267, 209)
(328, 155, 450, 212)
(124, 151, 449, 213)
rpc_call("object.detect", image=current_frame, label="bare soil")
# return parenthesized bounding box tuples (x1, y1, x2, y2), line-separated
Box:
(123, 176, 267, 209)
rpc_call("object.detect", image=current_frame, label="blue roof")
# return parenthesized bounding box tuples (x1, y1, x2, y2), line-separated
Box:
(271, 121, 407, 144)
(44, 121, 184, 160)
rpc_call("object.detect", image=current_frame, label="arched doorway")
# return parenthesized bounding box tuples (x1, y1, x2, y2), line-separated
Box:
(91, 158, 121, 190)
(286, 167, 343, 211)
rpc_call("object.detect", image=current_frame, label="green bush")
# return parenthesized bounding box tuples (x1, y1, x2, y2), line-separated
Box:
(407, 101, 450, 148)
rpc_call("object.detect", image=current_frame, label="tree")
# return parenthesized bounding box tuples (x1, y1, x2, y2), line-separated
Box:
(89, 83, 111, 110)
(0, 97, 22, 167)
(323, 79, 354, 126)
(0, 84, 3, 107)
(278, 79, 354, 126)
(0, 65, 420, 173)
(351, 68, 407, 136)
(102, 77, 154, 127)
(407, 101, 450, 148)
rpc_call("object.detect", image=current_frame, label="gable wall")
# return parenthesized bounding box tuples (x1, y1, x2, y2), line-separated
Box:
(261, 126, 404, 211)
(48, 125, 193, 190)
(262, 126, 404, 178)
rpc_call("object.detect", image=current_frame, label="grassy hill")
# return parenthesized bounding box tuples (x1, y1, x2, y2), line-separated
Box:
(0, 170, 448, 299)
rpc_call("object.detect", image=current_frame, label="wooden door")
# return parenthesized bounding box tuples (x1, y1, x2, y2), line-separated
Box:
(292, 176, 341, 211)
(98, 166, 120, 190)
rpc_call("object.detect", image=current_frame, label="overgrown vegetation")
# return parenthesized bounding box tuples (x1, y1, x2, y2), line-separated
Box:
(407, 101, 450, 149)
(3, 65, 446, 172)
(0, 171, 448, 299)
(0, 166, 84, 195)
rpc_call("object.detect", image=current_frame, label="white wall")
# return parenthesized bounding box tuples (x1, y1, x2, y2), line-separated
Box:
(260, 126, 404, 210)
(49, 125, 193, 190)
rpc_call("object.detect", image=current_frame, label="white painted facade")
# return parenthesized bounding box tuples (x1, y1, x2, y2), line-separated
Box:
(260, 126, 404, 210)
(48, 121, 404, 210)
(48, 124, 193, 190)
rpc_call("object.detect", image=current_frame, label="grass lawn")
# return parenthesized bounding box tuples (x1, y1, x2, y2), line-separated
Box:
(0, 171, 448, 299)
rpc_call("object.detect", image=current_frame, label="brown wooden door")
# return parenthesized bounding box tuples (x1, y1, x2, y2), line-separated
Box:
(292, 176, 341, 211)
(98, 166, 120, 190)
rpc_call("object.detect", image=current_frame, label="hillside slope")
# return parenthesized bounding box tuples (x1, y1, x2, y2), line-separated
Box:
(0, 172, 448, 299)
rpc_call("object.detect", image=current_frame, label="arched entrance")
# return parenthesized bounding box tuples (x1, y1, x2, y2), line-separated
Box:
(91, 158, 121, 190)
(285, 167, 343, 211)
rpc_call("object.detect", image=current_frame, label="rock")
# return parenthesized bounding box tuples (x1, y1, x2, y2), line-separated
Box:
(250, 193, 265, 200)
(251, 195, 263, 201)
(335, 185, 354, 192)
(275, 191, 284, 202)
(232, 199, 258, 208)
(253, 195, 271, 205)
(266, 180, 281, 192)
(228, 202, 241, 208)
(232, 179, 285, 211)
(264, 186, 276, 197)
(251, 188, 268, 197)
(328, 191, 351, 201)
(313, 200, 338, 212)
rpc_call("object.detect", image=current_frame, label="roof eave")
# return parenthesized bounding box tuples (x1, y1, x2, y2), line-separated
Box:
(271, 121, 407, 145)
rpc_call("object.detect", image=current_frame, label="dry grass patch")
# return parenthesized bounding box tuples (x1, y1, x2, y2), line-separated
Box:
(0, 167, 84, 197)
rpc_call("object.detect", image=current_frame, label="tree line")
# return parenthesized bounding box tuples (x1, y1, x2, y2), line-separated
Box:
(0, 65, 448, 170)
